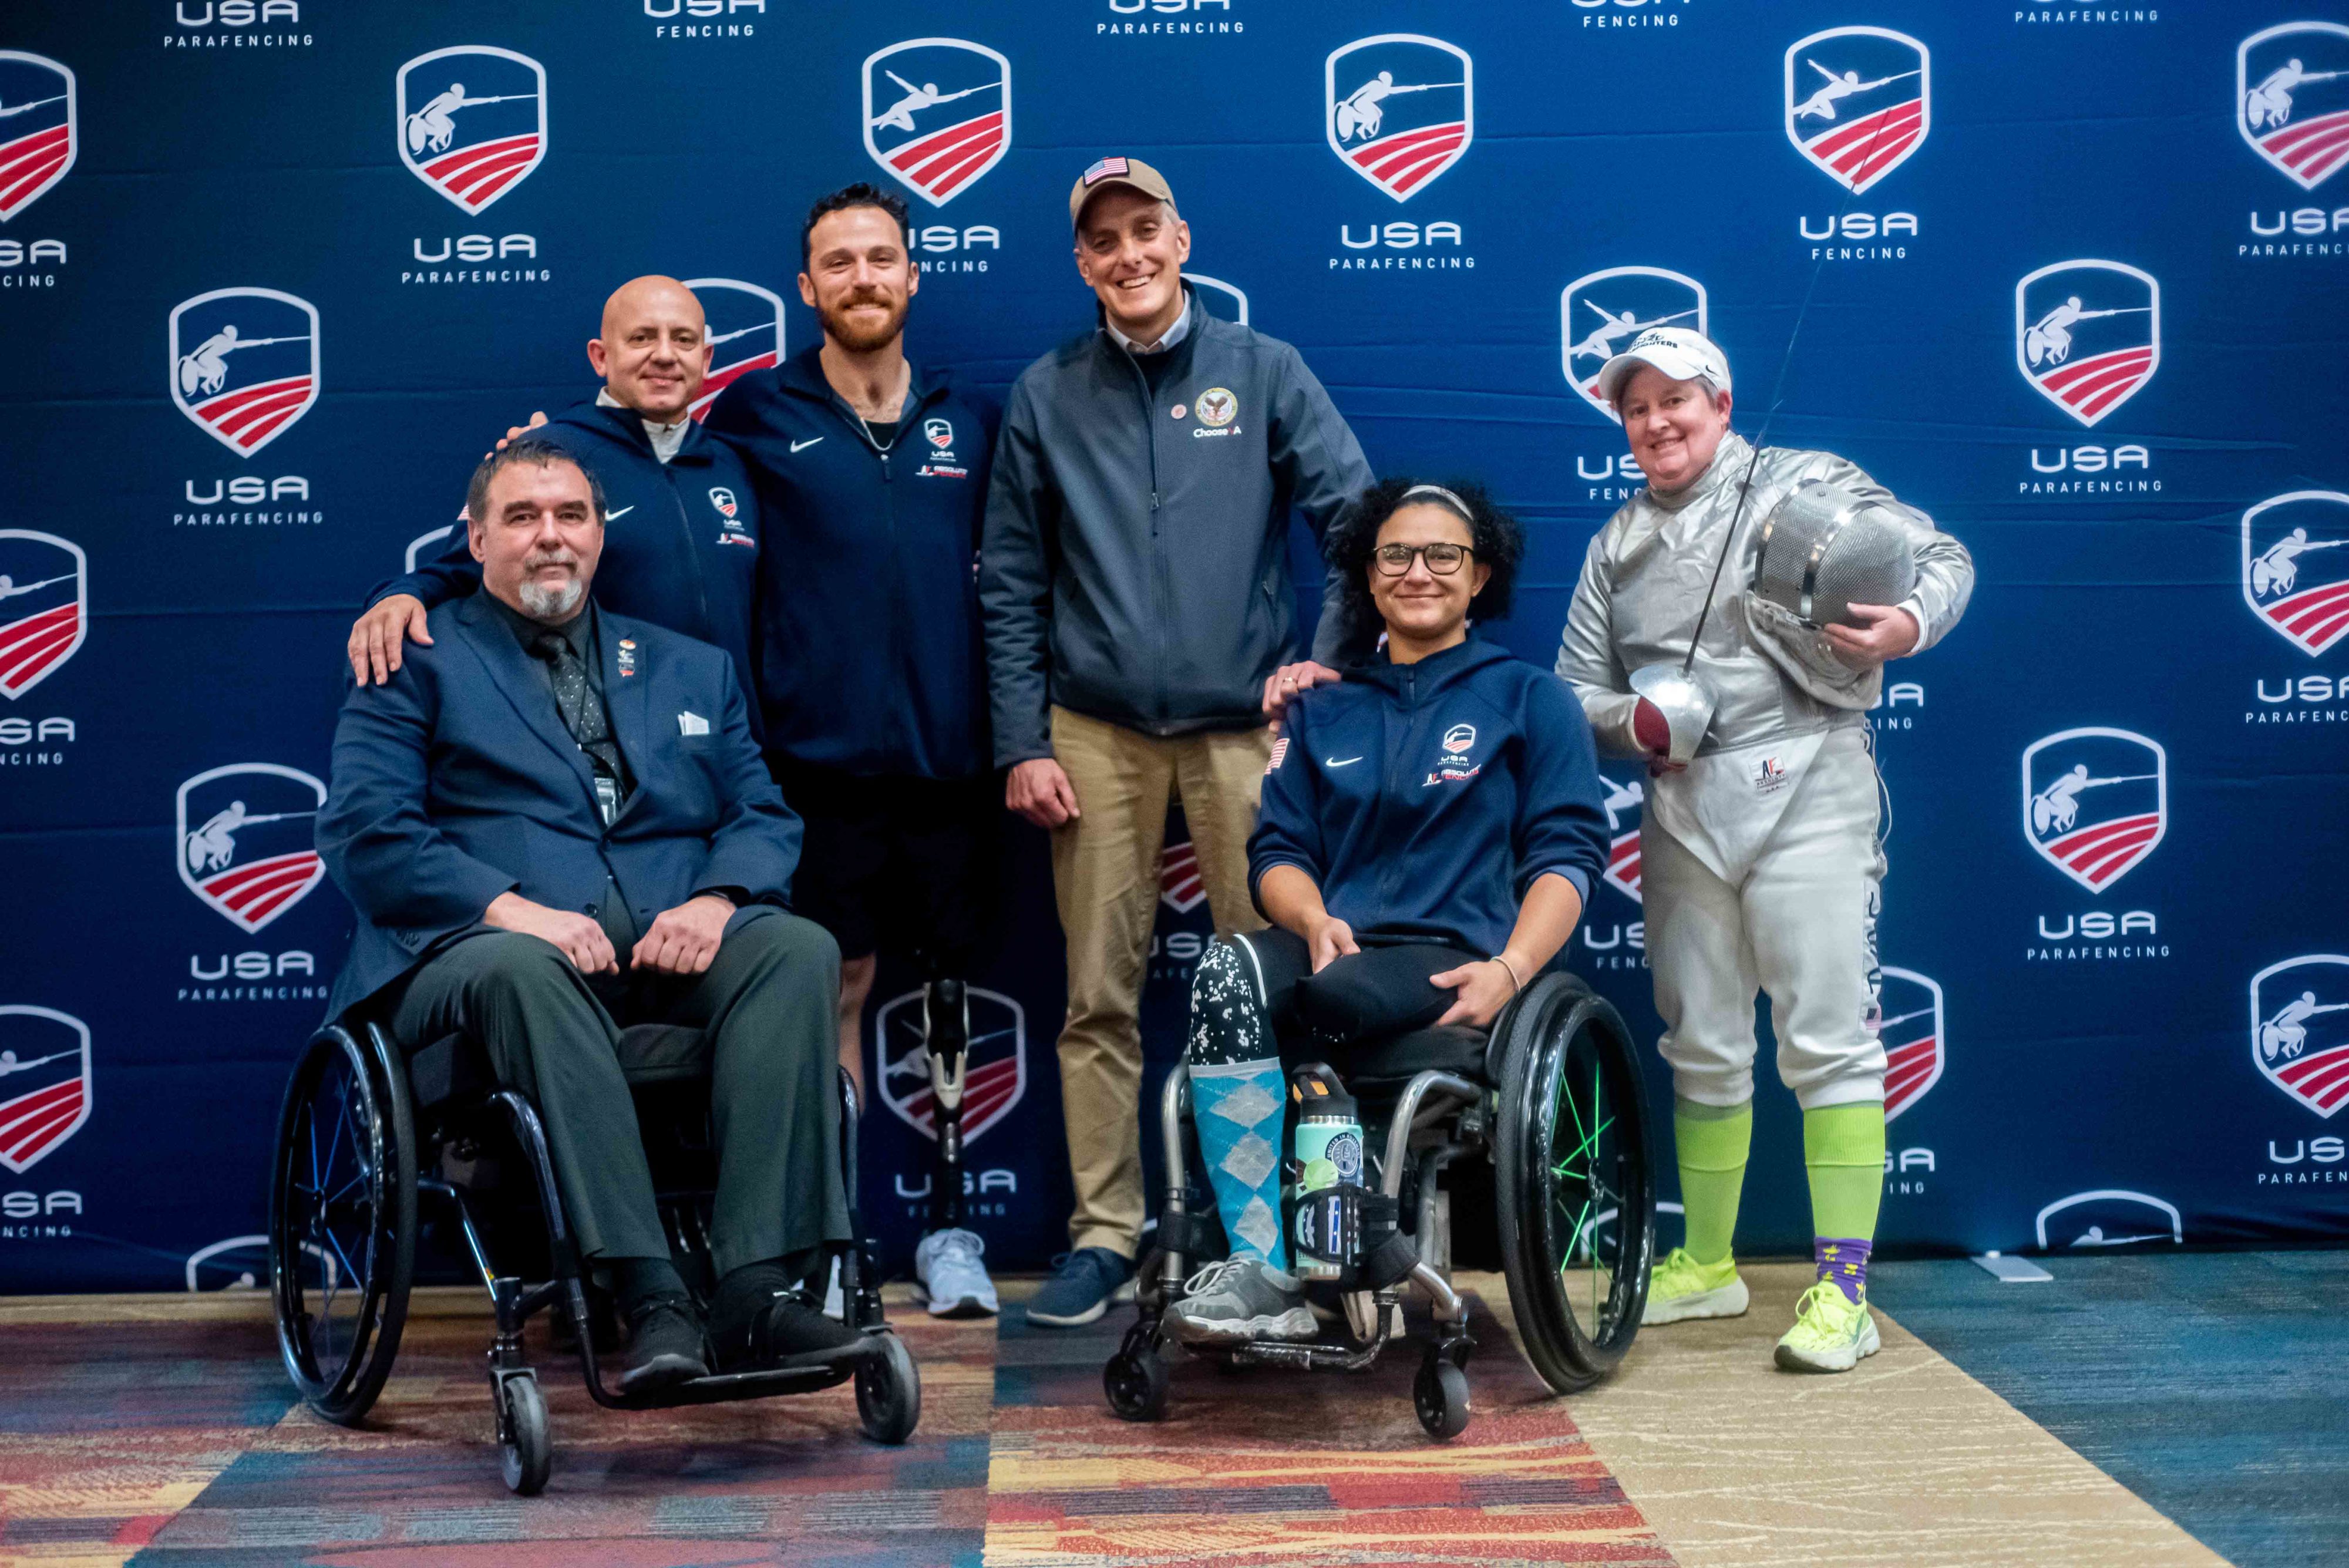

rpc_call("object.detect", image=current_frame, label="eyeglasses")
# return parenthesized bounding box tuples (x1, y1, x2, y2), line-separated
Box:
(1372, 542, 1475, 576)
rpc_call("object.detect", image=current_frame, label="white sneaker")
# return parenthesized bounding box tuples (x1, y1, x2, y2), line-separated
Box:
(822, 1254, 844, 1321)
(915, 1227, 1000, 1318)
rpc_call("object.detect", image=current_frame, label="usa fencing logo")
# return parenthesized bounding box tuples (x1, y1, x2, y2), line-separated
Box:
(1784, 27, 1929, 194)
(0, 52, 75, 223)
(2015, 261, 2159, 429)
(2022, 728, 2166, 894)
(1159, 838, 1206, 914)
(1879, 967, 1943, 1122)
(2239, 22, 2349, 190)
(0, 1007, 90, 1175)
(176, 763, 326, 934)
(1326, 35, 1473, 202)
(1561, 267, 1707, 422)
(396, 46, 546, 214)
(862, 39, 1009, 207)
(169, 288, 318, 457)
(1600, 774, 1643, 903)
(875, 986, 1026, 1144)
(682, 277, 785, 422)
(2252, 955, 2349, 1119)
(2035, 1189, 2182, 1249)
(2243, 491, 2349, 657)
(0, 531, 85, 701)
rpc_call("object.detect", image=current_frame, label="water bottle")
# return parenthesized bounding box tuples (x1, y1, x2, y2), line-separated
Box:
(1289, 1068, 1362, 1281)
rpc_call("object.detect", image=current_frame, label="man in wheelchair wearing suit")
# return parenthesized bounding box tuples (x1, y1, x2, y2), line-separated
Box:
(318, 438, 863, 1394)
(1186, 479, 1612, 1344)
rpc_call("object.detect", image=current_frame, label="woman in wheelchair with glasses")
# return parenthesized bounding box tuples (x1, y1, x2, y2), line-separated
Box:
(1170, 479, 1612, 1347)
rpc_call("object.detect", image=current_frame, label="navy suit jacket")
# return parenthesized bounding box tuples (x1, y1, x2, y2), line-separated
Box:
(318, 593, 802, 1021)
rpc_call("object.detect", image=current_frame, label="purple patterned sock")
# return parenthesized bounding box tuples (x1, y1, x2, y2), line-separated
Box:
(1815, 1237, 1872, 1304)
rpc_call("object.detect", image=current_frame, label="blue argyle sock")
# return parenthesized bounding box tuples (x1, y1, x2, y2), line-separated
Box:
(1187, 940, 1289, 1270)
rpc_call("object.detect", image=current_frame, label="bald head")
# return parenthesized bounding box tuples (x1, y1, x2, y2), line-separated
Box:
(587, 274, 709, 423)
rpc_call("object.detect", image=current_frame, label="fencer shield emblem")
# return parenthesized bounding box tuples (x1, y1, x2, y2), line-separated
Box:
(1159, 838, 1206, 914)
(0, 1006, 90, 1175)
(1598, 773, 1644, 904)
(169, 288, 319, 458)
(2022, 728, 2166, 894)
(1326, 35, 1473, 203)
(2015, 260, 2159, 429)
(405, 521, 457, 573)
(863, 39, 1009, 208)
(2242, 492, 2349, 658)
(0, 52, 75, 223)
(0, 530, 86, 701)
(1561, 267, 1708, 423)
(186, 1234, 341, 1293)
(2239, 22, 2349, 191)
(176, 762, 327, 934)
(682, 277, 786, 423)
(396, 46, 546, 214)
(874, 986, 1026, 1145)
(2034, 1190, 2182, 1250)
(1187, 274, 1250, 327)
(2250, 955, 2349, 1119)
(1877, 967, 1943, 1122)
(1784, 27, 1929, 194)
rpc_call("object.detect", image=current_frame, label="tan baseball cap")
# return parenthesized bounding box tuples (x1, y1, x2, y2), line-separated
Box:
(1069, 155, 1175, 232)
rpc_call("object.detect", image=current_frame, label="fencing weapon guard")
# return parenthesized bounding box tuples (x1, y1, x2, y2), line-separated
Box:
(1629, 664, 1718, 767)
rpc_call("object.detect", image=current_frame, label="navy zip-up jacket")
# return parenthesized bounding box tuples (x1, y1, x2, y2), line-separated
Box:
(1250, 638, 1610, 958)
(369, 398, 763, 735)
(707, 346, 994, 780)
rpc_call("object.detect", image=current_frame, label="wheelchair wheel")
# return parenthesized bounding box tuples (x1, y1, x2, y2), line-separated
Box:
(1414, 1354, 1471, 1441)
(1103, 1340, 1169, 1422)
(268, 1025, 416, 1425)
(855, 1331, 922, 1445)
(1493, 976, 1654, 1394)
(497, 1371, 551, 1496)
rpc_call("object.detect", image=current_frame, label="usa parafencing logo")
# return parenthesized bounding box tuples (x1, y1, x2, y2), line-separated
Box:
(1600, 774, 1643, 904)
(0, 531, 85, 701)
(177, 763, 326, 934)
(2239, 22, 2349, 191)
(2251, 955, 2349, 1119)
(863, 39, 1009, 207)
(1879, 967, 1943, 1122)
(2243, 492, 2349, 658)
(0, 1006, 90, 1175)
(169, 288, 319, 458)
(0, 52, 75, 223)
(2015, 260, 2158, 429)
(396, 46, 546, 214)
(875, 985, 1026, 1145)
(682, 277, 785, 423)
(1325, 35, 1473, 203)
(1187, 274, 1250, 327)
(1561, 267, 1707, 423)
(1159, 838, 1206, 914)
(1783, 26, 1929, 194)
(2022, 728, 2166, 894)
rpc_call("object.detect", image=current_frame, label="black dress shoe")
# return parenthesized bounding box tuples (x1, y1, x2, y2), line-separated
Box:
(714, 1290, 869, 1372)
(618, 1294, 709, 1394)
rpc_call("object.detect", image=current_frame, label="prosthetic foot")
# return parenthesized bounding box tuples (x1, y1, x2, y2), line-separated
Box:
(915, 977, 999, 1317)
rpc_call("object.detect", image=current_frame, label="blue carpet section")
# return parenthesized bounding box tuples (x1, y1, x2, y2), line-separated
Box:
(1879, 1251, 2349, 1568)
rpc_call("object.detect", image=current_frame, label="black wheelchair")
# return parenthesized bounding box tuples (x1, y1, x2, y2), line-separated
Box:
(265, 1018, 920, 1494)
(1105, 970, 1655, 1439)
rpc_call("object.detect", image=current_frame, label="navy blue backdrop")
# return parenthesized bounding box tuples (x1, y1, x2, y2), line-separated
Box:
(2, 1, 2345, 1292)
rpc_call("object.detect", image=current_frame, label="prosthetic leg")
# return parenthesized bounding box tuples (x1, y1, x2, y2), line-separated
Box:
(920, 977, 970, 1234)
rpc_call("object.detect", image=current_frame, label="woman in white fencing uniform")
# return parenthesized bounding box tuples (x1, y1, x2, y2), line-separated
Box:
(1555, 327, 1973, 1372)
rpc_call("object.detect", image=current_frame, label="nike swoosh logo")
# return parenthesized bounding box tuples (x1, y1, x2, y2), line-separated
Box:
(604, 504, 635, 521)
(790, 437, 823, 453)
(1325, 756, 1364, 768)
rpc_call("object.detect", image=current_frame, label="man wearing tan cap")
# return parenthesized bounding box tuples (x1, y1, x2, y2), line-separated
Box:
(980, 155, 1374, 1327)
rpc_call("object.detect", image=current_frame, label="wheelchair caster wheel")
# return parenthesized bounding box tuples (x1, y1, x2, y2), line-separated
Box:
(1105, 1345, 1169, 1422)
(855, 1332, 922, 1445)
(497, 1372, 551, 1495)
(1413, 1356, 1471, 1441)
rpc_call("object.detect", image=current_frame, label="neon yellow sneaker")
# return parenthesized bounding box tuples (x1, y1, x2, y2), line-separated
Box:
(1773, 1280, 1882, 1372)
(1640, 1246, 1749, 1325)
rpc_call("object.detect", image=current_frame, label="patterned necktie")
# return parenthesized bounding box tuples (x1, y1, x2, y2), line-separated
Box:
(532, 630, 627, 815)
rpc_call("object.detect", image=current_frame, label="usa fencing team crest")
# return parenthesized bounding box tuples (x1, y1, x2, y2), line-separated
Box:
(0, 531, 85, 701)
(875, 987, 1026, 1144)
(2239, 22, 2349, 190)
(2242, 491, 2349, 657)
(1325, 35, 1473, 203)
(169, 288, 318, 457)
(1159, 839, 1206, 914)
(1599, 774, 1644, 903)
(2251, 955, 2349, 1119)
(863, 39, 1009, 207)
(1561, 267, 1707, 422)
(2035, 1190, 2182, 1249)
(682, 278, 786, 422)
(1783, 26, 1929, 194)
(2015, 260, 2159, 429)
(176, 763, 327, 934)
(396, 46, 546, 214)
(0, 1006, 90, 1175)
(1878, 967, 1943, 1122)
(0, 52, 75, 223)
(2022, 728, 2166, 894)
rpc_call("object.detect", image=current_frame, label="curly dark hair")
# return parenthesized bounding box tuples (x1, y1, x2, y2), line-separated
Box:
(800, 181, 911, 267)
(1324, 477, 1524, 635)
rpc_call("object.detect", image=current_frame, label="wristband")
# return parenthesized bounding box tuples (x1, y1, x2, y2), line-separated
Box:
(1492, 954, 1525, 995)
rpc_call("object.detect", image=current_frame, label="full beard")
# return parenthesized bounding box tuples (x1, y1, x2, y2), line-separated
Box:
(820, 292, 908, 354)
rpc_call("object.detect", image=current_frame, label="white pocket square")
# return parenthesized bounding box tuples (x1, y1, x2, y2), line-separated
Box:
(677, 711, 710, 737)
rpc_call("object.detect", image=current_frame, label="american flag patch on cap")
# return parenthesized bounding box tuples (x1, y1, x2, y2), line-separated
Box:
(1082, 156, 1131, 186)
(1266, 736, 1289, 774)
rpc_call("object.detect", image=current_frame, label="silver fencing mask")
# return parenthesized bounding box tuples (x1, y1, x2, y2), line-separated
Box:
(1743, 479, 1920, 710)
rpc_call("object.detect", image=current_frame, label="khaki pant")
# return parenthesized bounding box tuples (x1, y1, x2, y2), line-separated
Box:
(1048, 705, 1272, 1257)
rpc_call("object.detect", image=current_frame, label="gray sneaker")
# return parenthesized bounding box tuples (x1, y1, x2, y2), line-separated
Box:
(1170, 1257, 1316, 1347)
(915, 1227, 999, 1318)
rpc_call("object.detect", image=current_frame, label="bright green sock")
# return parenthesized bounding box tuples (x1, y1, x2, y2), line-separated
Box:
(1803, 1101, 1887, 1243)
(1672, 1098, 1752, 1266)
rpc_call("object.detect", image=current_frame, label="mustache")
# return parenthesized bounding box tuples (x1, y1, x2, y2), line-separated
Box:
(523, 550, 578, 570)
